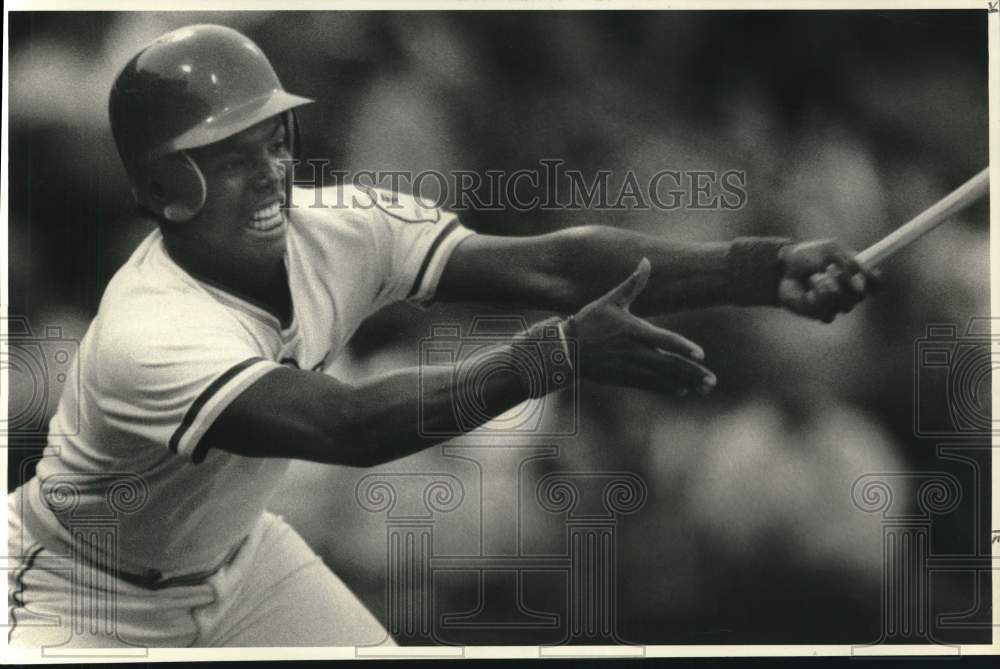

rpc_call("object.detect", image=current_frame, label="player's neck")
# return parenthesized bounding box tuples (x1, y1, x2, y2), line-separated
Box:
(161, 233, 292, 323)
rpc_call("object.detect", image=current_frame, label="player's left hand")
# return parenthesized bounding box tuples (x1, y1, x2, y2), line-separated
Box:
(777, 239, 881, 323)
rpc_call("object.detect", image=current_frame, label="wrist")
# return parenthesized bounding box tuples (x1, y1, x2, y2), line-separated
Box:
(513, 316, 577, 399)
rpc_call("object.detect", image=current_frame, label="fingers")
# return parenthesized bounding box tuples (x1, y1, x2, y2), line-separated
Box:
(778, 276, 809, 314)
(780, 239, 886, 323)
(811, 267, 857, 314)
(597, 351, 716, 397)
(644, 350, 716, 394)
(628, 316, 705, 361)
(824, 242, 889, 302)
(786, 240, 871, 295)
(606, 257, 651, 310)
(821, 241, 861, 277)
(851, 262, 882, 294)
(824, 263, 860, 300)
(781, 273, 842, 323)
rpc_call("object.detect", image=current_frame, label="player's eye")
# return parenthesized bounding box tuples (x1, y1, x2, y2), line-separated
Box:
(221, 156, 247, 171)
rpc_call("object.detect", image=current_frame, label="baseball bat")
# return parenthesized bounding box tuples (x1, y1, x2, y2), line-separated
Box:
(857, 167, 989, 268)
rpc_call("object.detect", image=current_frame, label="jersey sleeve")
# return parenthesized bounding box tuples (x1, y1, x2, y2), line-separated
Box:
(94, 298, 281, 463)
(358, 186, 475, 310)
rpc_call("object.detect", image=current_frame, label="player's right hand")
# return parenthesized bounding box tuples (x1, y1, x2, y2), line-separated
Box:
(777, 239, 882, 323)
(565, 257, 716, 397)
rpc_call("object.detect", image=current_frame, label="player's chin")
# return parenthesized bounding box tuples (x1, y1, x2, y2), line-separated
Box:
(240, 228, 287, 266)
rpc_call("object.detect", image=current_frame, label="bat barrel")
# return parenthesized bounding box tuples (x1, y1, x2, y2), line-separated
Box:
(857, 167, 990, 268)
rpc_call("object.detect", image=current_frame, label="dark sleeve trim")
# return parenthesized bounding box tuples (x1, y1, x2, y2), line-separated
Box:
(407, 218, 460, 299)
(168, 357, 267, 456)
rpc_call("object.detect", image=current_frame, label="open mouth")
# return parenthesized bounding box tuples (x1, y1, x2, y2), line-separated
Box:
(248, 201, 284, 232)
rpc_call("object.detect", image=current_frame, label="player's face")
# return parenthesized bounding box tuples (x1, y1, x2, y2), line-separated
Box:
(186, 117, 291, 275)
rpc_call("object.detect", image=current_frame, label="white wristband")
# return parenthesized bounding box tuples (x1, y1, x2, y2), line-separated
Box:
(556, 320, 573, 371)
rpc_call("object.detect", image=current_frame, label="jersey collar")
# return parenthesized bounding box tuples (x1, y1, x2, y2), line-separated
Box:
(157, 230, 299, 334)
(196, 267, 297, 334)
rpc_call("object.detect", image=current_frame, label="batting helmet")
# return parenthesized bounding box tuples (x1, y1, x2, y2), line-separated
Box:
(109, 24, 313, 222)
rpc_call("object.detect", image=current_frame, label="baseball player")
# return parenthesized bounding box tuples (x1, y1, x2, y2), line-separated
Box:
(7, 24, 877, 648)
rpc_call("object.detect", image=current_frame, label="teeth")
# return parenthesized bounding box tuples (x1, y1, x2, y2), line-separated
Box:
(248, 203, 283, 231)
(251, 202, 280, 220)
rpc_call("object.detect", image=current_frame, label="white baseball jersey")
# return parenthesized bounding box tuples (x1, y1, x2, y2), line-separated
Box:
(22, 185, 474, 580)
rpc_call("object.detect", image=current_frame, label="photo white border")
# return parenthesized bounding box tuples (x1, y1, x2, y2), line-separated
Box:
(1, 0, 996, 662)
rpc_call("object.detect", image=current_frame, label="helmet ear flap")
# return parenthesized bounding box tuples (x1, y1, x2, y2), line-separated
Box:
(139, 151, 207, 223)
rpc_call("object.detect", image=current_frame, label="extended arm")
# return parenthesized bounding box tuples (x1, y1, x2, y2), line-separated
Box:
(203, 329, 551, 467)
(203, 262, 712, 466)
(437, 225, 876, 322)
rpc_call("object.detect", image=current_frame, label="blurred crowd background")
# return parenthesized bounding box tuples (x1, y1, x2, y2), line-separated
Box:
(8, 10, 990, 645)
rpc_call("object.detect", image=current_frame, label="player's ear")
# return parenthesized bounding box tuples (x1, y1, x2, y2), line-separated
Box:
(137, 152, 207, 223)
